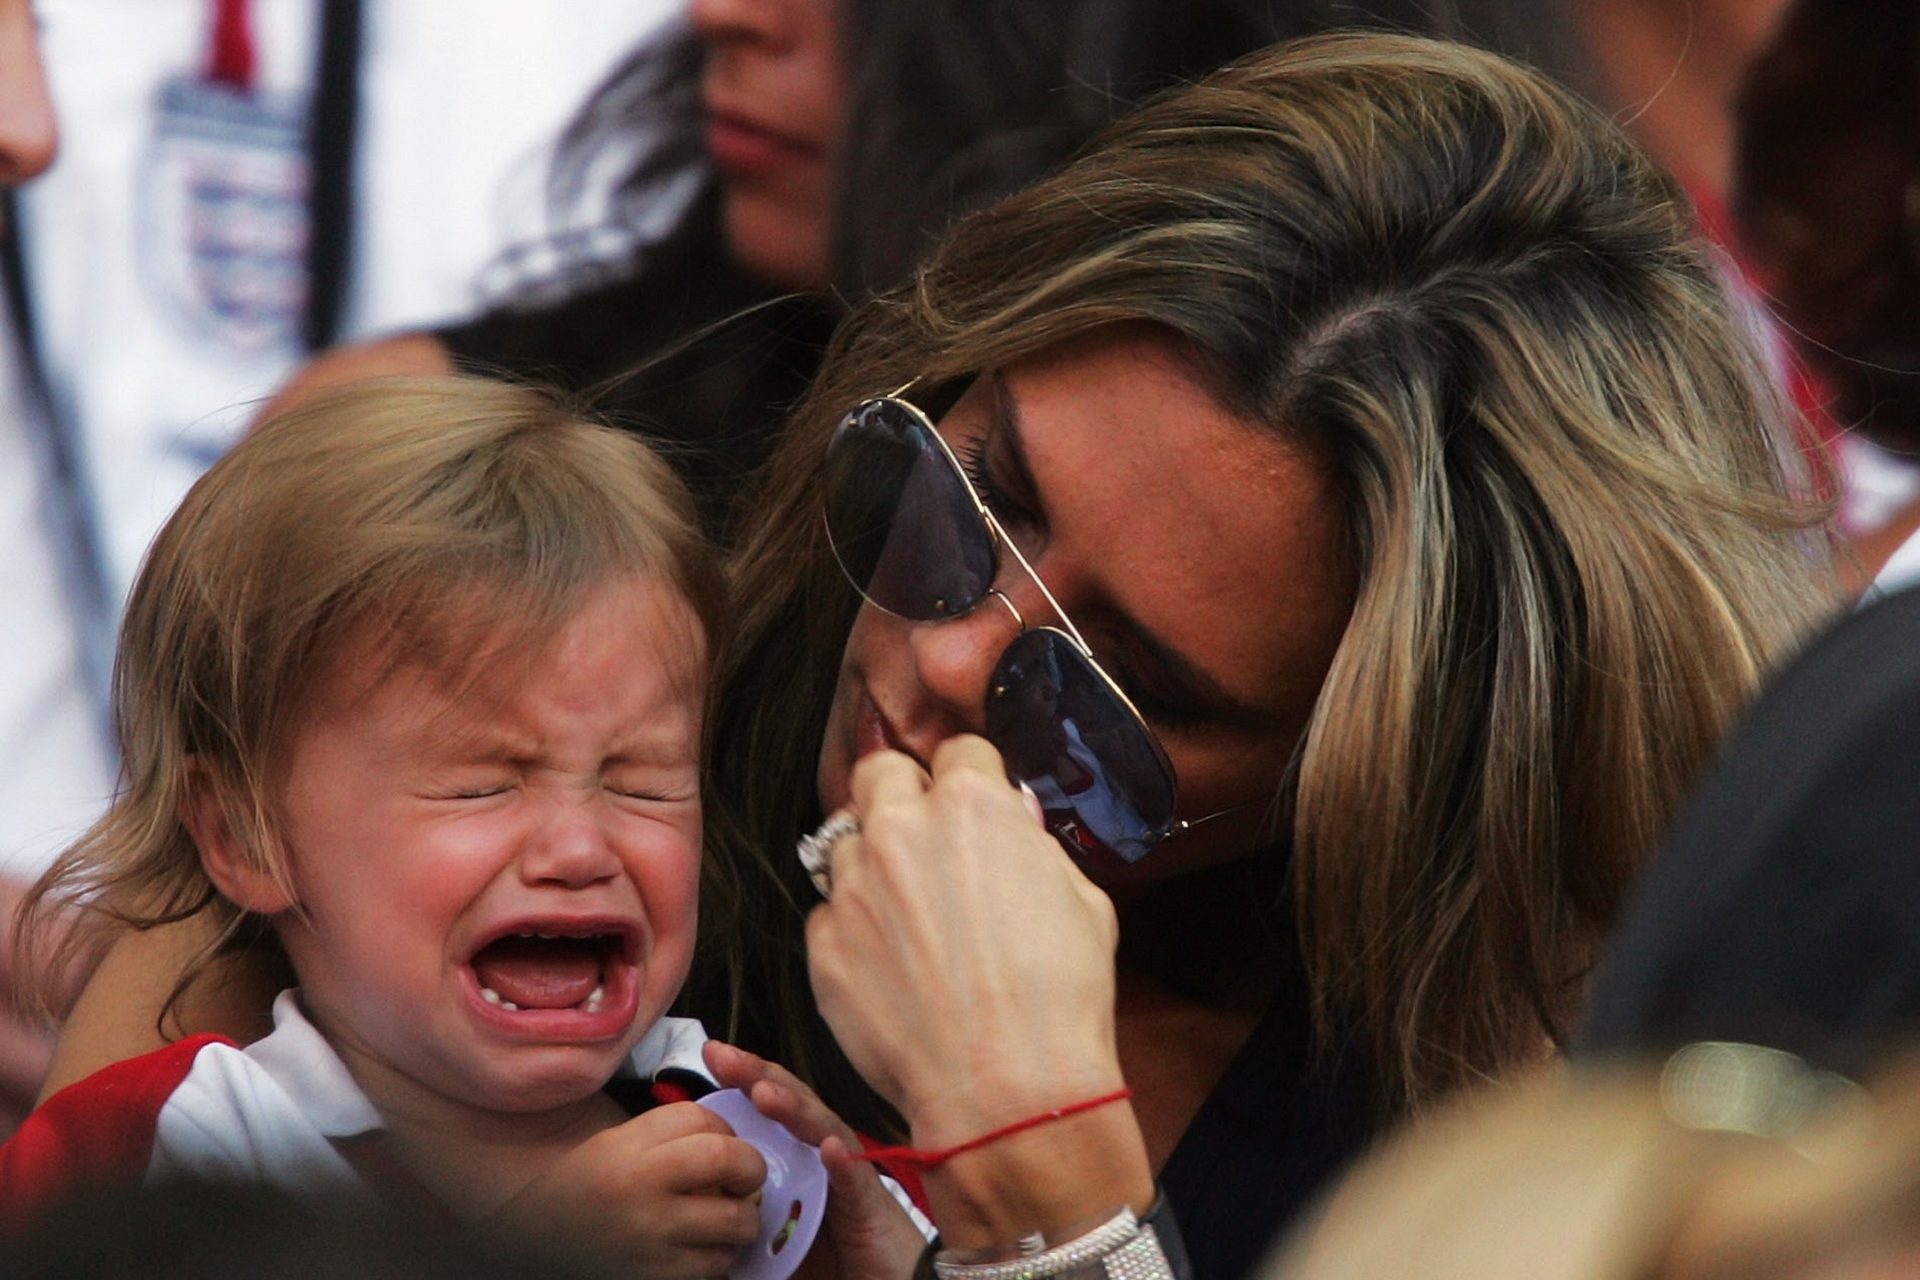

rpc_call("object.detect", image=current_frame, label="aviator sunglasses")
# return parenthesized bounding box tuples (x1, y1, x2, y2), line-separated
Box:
(822, 387, 1241, 864)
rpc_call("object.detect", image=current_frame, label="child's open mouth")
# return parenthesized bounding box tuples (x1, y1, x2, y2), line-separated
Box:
(463, 923, 639, 1023)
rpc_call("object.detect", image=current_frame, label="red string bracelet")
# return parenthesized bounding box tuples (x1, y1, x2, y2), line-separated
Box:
(850, 1087, 1133, 1170)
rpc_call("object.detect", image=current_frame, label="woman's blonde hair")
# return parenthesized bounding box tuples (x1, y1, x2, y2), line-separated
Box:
(706, 31, 1834, 1131)
(16, 376, 725, 1027)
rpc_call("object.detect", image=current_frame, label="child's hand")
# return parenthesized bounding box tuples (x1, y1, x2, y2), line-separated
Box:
(489, 1100, 767, 1279)
(705, 1041, 929, 1280)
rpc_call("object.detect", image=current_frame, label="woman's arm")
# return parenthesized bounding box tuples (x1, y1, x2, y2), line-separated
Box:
(805, 736, 1156, 1251)
(40, 914, 280, 1100)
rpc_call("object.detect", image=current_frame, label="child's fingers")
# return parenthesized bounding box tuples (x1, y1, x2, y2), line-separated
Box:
(648, 1189, 765, 1250)
(654, 1130, 770, 1198)
(617, 1096, 740, 1144)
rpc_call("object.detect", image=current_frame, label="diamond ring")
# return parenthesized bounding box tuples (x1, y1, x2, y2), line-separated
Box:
(796, 811, 859, 899)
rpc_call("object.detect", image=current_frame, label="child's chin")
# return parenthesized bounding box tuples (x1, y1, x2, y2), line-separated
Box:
(472, 1051, 638, 1114)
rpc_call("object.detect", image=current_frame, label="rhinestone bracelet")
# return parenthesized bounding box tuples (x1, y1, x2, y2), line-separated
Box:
(932, 1209, 1174, 1280)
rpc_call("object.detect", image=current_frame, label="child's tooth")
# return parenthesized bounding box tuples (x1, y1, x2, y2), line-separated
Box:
(500, 999, 521, 1012)
(584, 985, 605, 1012)
(480, 986, 502, 1005)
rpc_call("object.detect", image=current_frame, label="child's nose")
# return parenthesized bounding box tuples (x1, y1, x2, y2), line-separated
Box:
(519, 799, 621, 888)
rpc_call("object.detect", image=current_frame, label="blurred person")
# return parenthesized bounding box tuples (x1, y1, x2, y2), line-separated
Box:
(1575, 0, 1794, 213)
(1578, 580, 1920, 1078)
(0, 1178, 623, 1278)
(1732, 0, 1920, 587)
(0, 0, 112, 1142)
(1269, 1047, 1920, 1280)
(20, 0, 672, 612)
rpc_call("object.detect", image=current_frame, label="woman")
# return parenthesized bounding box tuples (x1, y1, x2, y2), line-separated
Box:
(33, 32, 1826, 1280)
(697, 30, 1831, 1279)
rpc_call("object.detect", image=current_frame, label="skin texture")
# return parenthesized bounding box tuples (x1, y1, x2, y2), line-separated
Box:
(809, 331, 1357, 1245)
(692, 0, 843, 291)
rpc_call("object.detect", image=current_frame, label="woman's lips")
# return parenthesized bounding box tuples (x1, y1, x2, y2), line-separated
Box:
(706, 109, 820, 177)
(854, 694, 899, 761)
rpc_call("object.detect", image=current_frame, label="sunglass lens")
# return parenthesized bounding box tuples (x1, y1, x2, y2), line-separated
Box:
(985, 629, 1178, 864)
(824, 400, 996, 621)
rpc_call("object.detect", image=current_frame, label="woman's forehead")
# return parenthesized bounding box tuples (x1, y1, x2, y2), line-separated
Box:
(963, 331, 1354, 717)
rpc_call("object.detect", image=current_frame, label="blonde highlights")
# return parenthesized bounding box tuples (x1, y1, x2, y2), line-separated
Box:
(16, 377, 724, 1028)
(716, 32, 1833, 1127)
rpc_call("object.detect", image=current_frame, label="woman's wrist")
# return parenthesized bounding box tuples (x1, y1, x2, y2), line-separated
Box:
(918, 1100, 1156, 1250)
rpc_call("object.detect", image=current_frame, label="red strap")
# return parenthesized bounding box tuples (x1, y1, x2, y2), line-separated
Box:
(850, 1088, 1133, 1171)
(860, 1132, 931, 1216)
(205, 0, 256, 92)
(0, 1035, 236, 1237)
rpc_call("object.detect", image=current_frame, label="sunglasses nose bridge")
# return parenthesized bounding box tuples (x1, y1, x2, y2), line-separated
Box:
(904, 584, 1029, 725)
(981, 587, 1026, 633)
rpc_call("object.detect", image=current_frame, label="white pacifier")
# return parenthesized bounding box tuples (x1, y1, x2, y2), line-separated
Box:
(696, 1088, 830, 1280)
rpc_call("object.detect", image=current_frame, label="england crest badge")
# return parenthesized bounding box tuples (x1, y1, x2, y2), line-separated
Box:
(140, 71, 310, 354)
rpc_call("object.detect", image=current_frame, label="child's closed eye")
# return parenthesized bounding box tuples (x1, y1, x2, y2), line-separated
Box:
(604, 778, 698, 805)
(599, 771, 698, 802)
(423, 773, 517, 801)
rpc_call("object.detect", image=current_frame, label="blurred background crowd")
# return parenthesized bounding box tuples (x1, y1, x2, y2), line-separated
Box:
(9, 1, 1920, 1277)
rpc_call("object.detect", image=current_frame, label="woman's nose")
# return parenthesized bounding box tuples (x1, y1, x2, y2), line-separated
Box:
(905, 587, 1029, 724)
(689, 0, 790, 48)
(0, 6, 58, 185)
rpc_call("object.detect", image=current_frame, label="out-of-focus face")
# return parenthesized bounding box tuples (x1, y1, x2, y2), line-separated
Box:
(815, 330, 1358, 886)
(691, 0, 842, 291)
(0, 0, 58, 187)
(259, 576, 706, 1119)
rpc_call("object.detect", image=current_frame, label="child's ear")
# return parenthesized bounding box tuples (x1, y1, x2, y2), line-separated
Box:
(181, 758, 295, 915)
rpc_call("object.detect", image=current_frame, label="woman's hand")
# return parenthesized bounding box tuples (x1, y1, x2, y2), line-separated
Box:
(804, 736, 1153, 1248)
(488, 1101, 766, 1280)
(705, 1040, 928, 1280)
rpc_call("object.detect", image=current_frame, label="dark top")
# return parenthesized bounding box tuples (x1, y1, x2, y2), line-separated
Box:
(1162, 980, 1376, 1280)
(437, 196, 838, 545)
(1577, 582, 1920, 1078)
